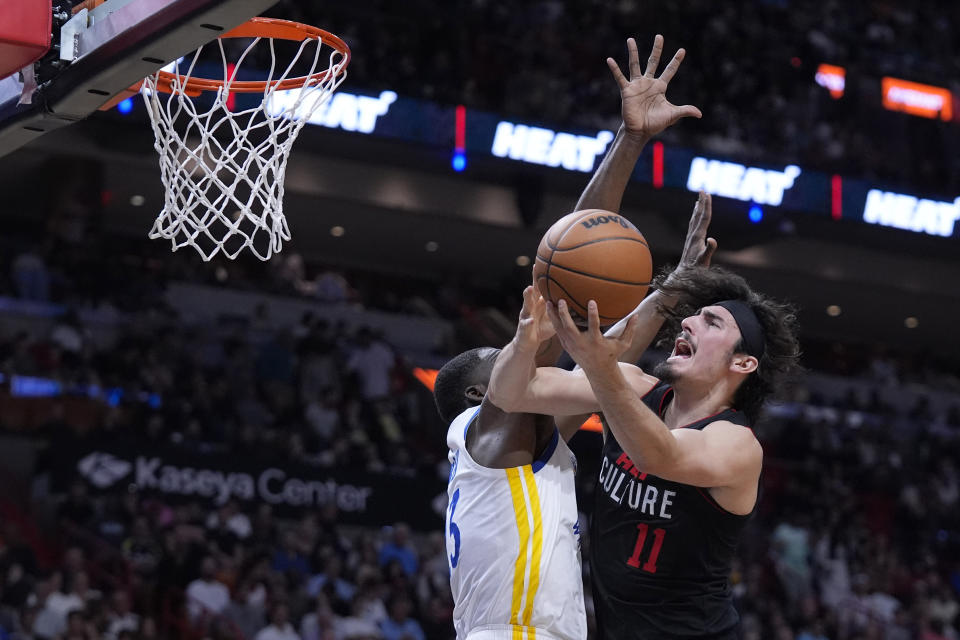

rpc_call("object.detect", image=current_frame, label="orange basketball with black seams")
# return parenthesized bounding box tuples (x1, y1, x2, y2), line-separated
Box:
(533, 209, 652, 325)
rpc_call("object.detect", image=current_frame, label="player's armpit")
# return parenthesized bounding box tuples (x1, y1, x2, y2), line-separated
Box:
(654, 421, 762, 490)
(555, 413, 594, 442)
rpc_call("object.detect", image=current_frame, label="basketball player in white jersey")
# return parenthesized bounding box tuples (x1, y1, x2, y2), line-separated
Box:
(433, 35, 704, 640)
(434, 340, 585, 640)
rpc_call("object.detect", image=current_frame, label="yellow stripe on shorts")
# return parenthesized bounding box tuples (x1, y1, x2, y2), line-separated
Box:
(521, 465, 543, 628)
(505, 468, 530, 629)
(510, 625, 537, 640)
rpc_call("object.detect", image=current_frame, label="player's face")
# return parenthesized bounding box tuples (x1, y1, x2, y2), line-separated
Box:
(660, 306, 744, 382)
(464, 347, 502, 403)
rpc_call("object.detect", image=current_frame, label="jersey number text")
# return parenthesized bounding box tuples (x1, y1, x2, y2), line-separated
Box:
(626, 523, 665, 573)
(448, 488, 461, 569)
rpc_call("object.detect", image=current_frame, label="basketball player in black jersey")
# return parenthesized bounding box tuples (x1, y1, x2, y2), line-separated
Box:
(490, 37, 802, 640)
(434, 32, 704, 469)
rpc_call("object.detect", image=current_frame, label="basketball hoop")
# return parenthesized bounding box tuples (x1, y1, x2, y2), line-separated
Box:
(140, 18, 350, 261)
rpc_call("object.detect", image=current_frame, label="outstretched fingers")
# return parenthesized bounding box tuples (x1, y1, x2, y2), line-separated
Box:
(658, 47, 685, 84)
(643, 34, 663, 78)
(607, 57, 629, 89)
(627, 37, 642, 79)
(673, 104, 703, 121)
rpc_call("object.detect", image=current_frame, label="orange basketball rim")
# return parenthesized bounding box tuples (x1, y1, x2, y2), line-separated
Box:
(103, 17, 351, 107)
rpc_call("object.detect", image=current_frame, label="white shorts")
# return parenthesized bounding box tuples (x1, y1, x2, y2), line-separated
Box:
(465, 625, 569, 640)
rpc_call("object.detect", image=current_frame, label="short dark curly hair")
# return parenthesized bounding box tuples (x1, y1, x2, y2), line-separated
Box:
(433, 348, 500, 425)
(654, 265, 802, 423)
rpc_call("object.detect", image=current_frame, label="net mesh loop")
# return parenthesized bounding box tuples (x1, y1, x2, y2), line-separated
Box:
(141, 25, 348, 260)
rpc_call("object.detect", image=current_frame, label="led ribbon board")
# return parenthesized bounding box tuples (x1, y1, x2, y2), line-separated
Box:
(686, 157, 801, 206)
(490, 121, 615, 172)
(254, 88, 959, 239)
(862, 189, 960, 237)
(882, 77, 953, 121)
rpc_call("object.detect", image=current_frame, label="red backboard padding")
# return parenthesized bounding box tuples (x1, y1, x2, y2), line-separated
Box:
(0, 0, 53, 79)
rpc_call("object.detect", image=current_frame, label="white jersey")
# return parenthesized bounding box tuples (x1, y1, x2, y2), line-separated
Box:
(445, 406, 587, 640)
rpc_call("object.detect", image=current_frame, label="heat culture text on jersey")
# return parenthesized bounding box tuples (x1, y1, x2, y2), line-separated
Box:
(589, 382, 751, 639)
(597, 452, 676, 519)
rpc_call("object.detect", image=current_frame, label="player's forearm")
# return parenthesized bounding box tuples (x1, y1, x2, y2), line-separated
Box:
(575, 125, 650, 213)
(487, 337, 539, 412)
(606, 290, 669, 363)
(605, 281, 684, 363)
(583, 362, 678, 473)
(490, 349, 604, 416)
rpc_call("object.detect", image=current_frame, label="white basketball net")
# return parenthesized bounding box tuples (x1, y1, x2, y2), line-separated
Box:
(141, 34, 348, 261)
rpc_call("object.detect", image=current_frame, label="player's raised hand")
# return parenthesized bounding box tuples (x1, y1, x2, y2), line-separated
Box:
(548, 299, 638, 372)
(515, 286, 556, 352)
(678, 191, 718, 271)
(608, 35, 702, 139)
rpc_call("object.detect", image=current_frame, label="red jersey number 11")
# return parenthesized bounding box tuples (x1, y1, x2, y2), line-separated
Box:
(626, 523, 665, 573)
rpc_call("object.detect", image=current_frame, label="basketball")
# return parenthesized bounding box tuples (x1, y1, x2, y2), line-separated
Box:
(533, 209, 653, 325)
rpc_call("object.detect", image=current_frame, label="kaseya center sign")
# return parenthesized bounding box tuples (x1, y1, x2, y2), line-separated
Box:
(78, 452, 371, 511)
(59, 444, 443, 528)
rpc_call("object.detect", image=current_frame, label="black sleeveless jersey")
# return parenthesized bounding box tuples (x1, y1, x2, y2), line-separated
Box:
(589, 381, 755, 639)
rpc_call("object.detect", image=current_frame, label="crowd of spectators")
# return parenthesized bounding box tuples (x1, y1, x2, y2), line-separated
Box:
(1, 325, 959, 639)
(727, 361, 960, 639)
(0, 284, 441, 475)
(556, 342, 960, 640)
(268, 0, 960, 193)
(7, 4, 960, 632)
(2, 195, 960, 638)
(1, 495, 452, 640)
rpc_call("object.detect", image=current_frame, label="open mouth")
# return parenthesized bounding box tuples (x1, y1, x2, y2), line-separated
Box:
(671, 337, 694, 360)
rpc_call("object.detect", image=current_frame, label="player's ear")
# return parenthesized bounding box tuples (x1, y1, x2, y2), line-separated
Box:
(465, 384, 487, 403)
(730, 355, 758, 375)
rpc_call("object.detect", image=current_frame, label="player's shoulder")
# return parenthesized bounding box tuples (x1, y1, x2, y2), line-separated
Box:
(702, 418, 757, 437)
(447, 397, 537, 448)
(617, 363, 660, 396)
(702, 420, 763, 460)
(447, 404, 482, 445)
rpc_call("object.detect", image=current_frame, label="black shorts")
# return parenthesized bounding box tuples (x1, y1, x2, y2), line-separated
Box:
(598, 625, 740, 640)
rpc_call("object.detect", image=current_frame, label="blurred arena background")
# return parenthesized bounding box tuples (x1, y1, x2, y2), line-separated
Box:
(0, 1, 959, 639)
